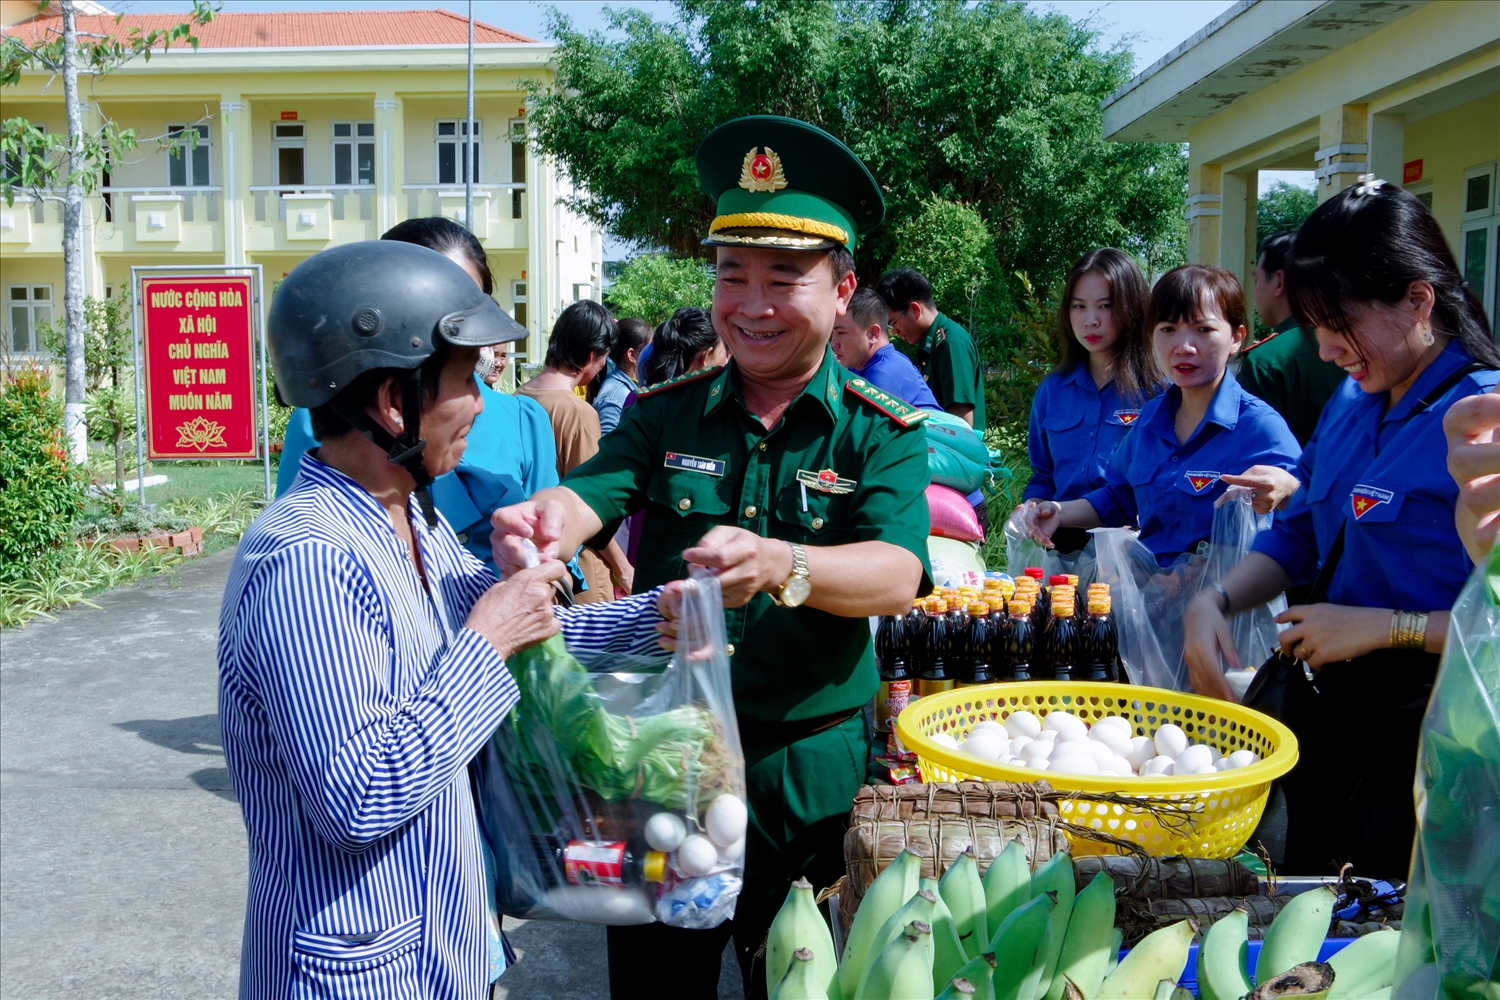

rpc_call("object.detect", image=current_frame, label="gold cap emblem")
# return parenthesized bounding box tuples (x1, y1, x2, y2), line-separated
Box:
(738, 147, 787, 193)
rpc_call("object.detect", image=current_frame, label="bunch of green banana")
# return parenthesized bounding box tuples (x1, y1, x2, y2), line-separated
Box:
(983, 839, 1032, 934)
(989, 890, 1058, 1000)
(1096, 918, 1196, 1000)
(1325, 929, 1400, 999)
(861, 920, 935, 1000)
(858, 889, 938, 998)
(773, 947, 830, 1000)
(767, 877, 842, 999)
(923, 876, 974, 996)
(1197, 908, 1253, 1000)
(1151, 981, 1194, 1000)
(1048, 871, 1117, 1000)
(1028, 852, 1076, 1000)
(937, 977, 978, 999)
(940, 850, 989, 961)
(951, 953, 997, 1000)
(840, 850, 922, 999)
(1256, 887, 1337, 985)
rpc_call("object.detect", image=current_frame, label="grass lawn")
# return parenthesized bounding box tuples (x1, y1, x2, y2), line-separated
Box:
(140, 461, 274, 506)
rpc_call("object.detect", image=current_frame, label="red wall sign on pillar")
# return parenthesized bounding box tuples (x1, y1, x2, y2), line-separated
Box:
(140, 275, 258, 459)
(1404, 159, 1424, 184)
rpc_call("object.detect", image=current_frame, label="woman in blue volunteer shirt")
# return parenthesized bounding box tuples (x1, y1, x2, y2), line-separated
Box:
(1025, 265, 1301, 566)
(276, 218, 559, 565)
(1184, 179, 1500, 876)
(1022, 249, 1157, 552)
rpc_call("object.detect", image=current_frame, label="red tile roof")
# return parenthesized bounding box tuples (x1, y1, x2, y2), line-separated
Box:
(3, 9, 538, 48)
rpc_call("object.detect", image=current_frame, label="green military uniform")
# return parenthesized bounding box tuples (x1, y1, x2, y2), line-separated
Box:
(919, 311, 987, 432)
(560, 115, 934, 999)
(1235, 317, 1345, 446)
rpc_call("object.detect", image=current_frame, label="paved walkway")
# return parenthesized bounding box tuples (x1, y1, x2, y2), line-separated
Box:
(1, 547, 741, 999)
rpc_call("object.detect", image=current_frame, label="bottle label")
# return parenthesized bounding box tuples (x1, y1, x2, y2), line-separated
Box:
(876, 679, 912, 731)
(917, 678, 956, 698)
(562, 840, 626, 886)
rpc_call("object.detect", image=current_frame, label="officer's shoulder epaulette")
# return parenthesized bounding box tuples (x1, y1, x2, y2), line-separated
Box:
(637, 365, 724, 398)
(844, 378, 928, 428)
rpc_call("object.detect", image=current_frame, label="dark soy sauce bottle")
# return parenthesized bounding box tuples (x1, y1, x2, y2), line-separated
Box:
(1044, 591, 1080, 681)
(1005, 599, 1035, 682)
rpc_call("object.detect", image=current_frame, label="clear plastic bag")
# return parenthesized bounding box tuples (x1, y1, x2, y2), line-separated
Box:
(472, 571, 747, 928)
(1002, 503, 1097, 583)
(1088, 489, 1285, 692)
(1393, 545, 1500, 998)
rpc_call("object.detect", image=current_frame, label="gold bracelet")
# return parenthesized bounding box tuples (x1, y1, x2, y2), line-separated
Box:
(1391, 610, 1429, 651)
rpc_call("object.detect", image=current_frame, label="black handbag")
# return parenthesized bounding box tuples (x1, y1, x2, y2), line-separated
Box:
(1241, 526, 1342, 721)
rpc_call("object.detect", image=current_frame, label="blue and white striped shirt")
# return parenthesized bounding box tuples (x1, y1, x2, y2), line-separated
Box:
(219, 456, 665, 999)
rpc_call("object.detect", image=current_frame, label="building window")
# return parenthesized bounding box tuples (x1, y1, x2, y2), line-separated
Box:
(572, 283, 592, 302)
(8, 284, 54, 354)
(510, 279, 528, 333)
(1, 122, 45, 184)
(273, 122, 306, 186)
(510, 120, 525, 218)
(166, 123, 211, 187)
(1461, 162, 1499, 325)
(436, 119, 481, 185)
(332, 121, 375, 186)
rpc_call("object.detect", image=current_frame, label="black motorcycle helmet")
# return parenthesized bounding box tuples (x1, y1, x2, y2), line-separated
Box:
(269, 240, 526, 525)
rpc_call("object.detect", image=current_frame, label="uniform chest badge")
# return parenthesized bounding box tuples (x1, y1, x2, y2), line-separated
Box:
(738, 147, 787, 193)
(1184, 471, 1220, 494)
(664, 452, 726, 477)
(1350, 484, 1394, 519)
(1113, 409, 1141, 426)
(797, 468, 857, 494)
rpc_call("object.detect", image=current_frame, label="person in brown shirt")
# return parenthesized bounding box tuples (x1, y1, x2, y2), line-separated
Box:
(518, 300, 633, 602)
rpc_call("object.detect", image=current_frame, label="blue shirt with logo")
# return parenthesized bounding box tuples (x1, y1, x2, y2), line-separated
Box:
(1025, 364, 1155, 502)
(1254, 341, 1499, 610)
(1082, 369, 1301, 566)
(850, 343, 944, 413)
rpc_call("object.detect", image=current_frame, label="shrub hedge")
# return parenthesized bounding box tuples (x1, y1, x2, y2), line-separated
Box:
(0, 370, 86, 585)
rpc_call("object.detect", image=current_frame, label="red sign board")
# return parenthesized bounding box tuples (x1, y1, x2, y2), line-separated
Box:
(140, 275, 258, 459)
(280, 111, 298, 121)
(1404, 158, 1424, 184)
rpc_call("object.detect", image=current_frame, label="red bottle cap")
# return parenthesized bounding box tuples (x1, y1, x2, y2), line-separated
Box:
(1024, 568, 1045, 579)
(1049, 575, 1070, 586)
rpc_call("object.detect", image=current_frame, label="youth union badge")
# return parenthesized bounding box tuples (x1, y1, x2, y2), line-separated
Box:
(1350, 484, 1394, 519)
(1184, 471, 1220, 494)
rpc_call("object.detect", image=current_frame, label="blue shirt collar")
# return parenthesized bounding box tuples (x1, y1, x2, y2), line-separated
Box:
(1385, 340, 1471, 424)
(851, 342, 896, 376)
(1146, 369, 1244, 442)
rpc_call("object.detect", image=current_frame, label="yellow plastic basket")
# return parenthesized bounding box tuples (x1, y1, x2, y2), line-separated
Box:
(894, 681, 1299, 859)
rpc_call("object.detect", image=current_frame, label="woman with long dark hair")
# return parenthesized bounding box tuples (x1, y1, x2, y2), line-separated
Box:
(644, 306, 727, 386)
(1184, 178, 1500, 874)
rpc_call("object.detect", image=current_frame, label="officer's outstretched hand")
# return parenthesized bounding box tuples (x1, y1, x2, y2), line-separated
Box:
(466, 560, 567, 660)
(491, 500, 568, 576)
(1445, 389, 1500, 562)
(682, 526, 795, 609)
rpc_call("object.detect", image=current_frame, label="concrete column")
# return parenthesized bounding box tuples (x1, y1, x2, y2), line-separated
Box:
(1316, 104, 1370, 203)
(1369, 112, 1405, 187)
(218, 94, 249, 266)
(373, 94, 401, 233)
(1219, 170, 1258, 295)
(1186, 159, 1222, 265)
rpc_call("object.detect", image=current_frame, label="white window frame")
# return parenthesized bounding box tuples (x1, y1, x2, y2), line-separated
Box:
(1461, 162, 1500, 327)
(435, 119, 481, 185)
(331, 120, 375, 187)
(272, 122, 307, 187)
(510, 278, 528, 358)
(165, 123, 211, 187)
(509, 118, 526, 219)
(7, 283, 55, 355)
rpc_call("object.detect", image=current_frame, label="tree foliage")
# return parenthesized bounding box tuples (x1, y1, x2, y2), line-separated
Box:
(40, 293, 136, 498)
(890, 196, 992, 322)
(527, 0, 1186, 301)
(604, 254, 714, 326)
(1256, 179, 1317, 247)
(0, 369, 86, 584)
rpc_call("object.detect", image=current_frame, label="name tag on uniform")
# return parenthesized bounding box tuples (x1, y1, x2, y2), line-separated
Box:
(663, 452, 725, 477)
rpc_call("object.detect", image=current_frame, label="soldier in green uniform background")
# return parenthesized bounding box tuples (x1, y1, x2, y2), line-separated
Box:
(875, 267, 987, 432)
(491, 116, 932, 998)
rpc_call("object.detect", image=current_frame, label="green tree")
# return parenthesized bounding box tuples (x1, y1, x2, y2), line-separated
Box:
(526, 0, 1186, 303)
(1256, 179, 1317, 246)
(0, 369, 86, 585)
(603, 254, 714, 326)
(2, 0, 215, 463)
(889, 196, 993, 329)
(40, 292, 135, 502)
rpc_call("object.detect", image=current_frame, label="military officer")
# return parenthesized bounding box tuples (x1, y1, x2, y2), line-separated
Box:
(491, 116, 933, 998)
(875, 267, 987, 433)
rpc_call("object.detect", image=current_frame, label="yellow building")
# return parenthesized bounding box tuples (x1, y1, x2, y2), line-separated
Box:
(0, 7, 603, 375)
(1103, 0, 1500, 324)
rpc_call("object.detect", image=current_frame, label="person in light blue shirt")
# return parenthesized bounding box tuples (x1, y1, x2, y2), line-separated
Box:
(1025, 264, 1301, 566)
(594, 317, 652, 434)
(1183, 180, 1500, 877)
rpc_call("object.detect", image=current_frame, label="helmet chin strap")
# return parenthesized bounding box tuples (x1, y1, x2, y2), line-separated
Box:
(332, 370, 439, 528)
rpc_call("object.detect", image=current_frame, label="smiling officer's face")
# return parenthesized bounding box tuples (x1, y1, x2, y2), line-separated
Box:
(713, 246, 856, 385)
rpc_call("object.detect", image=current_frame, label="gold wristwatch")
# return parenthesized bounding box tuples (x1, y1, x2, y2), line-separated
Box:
(772, 541, 811, 608)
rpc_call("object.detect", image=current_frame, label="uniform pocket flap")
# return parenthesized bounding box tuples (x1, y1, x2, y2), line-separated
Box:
(1348, 483, 1405, 523)
(647, 468, 731, 518)
(1041, 406, 1085, 431)
(775, 480, 844, 536)
(292, 914, 422, 967)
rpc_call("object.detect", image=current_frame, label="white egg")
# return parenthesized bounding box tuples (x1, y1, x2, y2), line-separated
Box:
(1093, 716, 1135, 737)
(1213, 757, 1234, 771)
(1153, 724, 1188, 760)
(717, 837, 745, 865)
(644, 812, 687, 853)
(960, 731, 1006, 761)
(1033, 730, 1060, 744)
(1175, 744, 1214, 773)
(1140, 756, 1175, 777)
(971, 719, 1007, 737)
(704, 794, 748, 848)
(1207, 745, 1225, 763)
(1051, 755, 1100, 776)
(1020, 741, 1053, 763)
(1088, 726, 1133, 757)
(1055, 727, 1092, 746)
(1104, 756, 1136, 776)
(1043, 712, 1088, 738)
(1027, 758, 1051, 770)
(1000, 755, 1026, 767)
(1083, 740, 1116, 765)
(1190, 765, 1219, 775)
(1009, 737, 1034, 757)
(1227, 749, 1260, 769)
(677, 834, 719, 877)
(1126, 736, 1158, 771)
(931, 732, 960, 750)
(1003, 711, 1042, 739)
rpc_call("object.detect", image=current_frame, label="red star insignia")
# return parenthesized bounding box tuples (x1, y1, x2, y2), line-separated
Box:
(751, 155, 772, 180)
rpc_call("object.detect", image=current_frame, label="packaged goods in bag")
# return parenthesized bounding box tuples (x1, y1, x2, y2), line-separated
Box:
(925, 409, 1005, 493)
(926, 483, 985, 542)
(472, 570, 746, 928)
